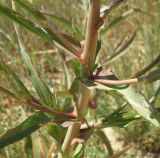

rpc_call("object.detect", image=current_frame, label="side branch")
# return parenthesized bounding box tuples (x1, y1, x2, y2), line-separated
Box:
(26, 100, 76, 119)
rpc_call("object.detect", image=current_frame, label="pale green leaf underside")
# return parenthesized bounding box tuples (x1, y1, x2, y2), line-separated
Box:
(79, 79, 160, 127)
(14, 17, 56, 107)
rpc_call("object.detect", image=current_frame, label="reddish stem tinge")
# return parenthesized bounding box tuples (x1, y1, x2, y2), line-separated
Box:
(26, 99, 76, 119)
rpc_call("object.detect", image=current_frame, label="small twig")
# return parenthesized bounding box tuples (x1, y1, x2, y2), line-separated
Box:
(92, 68, 160, 85)
(0, 85, 76, 119)
(26, 99, 76, 119)
(94, 78, 139, 85)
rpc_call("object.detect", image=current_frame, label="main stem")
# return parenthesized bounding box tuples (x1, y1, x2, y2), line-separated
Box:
(62, 0, 101, 157)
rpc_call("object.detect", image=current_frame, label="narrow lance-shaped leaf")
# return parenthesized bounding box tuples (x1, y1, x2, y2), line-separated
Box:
(13, 0, 47, 24)
(0, 29, 15, 47)
(27, 0, 34, 4)
(45, 13, 72, 31)
(24, 136, 34, 158)
(62, 33, 81, 48)
(44, 12, 84, 39)
(14, 21, 56, 107)
(102, 30, 137, 66)
(79, 78, 160, 127)
(0, 84, 17, 99)
(0, 4, 64, 46)
(0, 60, 33, 100)
(102, 112, 141, 128)
(101, 8, 145, 35)
(85, 105, 141, 128)
(0, 4, 82, 58)
(0, 112, 50, 149)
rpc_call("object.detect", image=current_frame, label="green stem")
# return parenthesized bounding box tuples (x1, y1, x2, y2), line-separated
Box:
(62, 122, 81, 158)
(82, 0, 101, 75)
(77, 0, 101, 118)
(62, 0, 101, 157)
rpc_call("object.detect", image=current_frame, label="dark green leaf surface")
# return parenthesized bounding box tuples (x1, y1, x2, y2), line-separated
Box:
(102, 112, 141, 128)
(0, 112, 50, 149)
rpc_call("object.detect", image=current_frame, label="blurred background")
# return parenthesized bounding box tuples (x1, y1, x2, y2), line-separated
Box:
(0, 0, 160, 157)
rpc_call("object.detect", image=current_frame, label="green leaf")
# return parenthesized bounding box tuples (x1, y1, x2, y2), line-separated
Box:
(0, 84, 17, 99)
(0, 112, 50, 149)
(0, 4, 81, 59)
(0, 4, 63, 45)
(102, 110, 141, 128)
(55, 90, 73, 98)
(48, 124, 64, 144)
(95, 39, 101, 59)
(0, 29, 15, 47)
(14, 22, 56, 108)
(44, 12, 84, 39)
(72, 144, 84, 158)
(13, 0, 47, 24)
(25, 136, 34, 158)
(102, 31, 137, 66)
(0, 60, 33, 100)
(70, 59, 81, 77)
(27, 0, 34, 4)
(79, 79, 160, 127)
(62, 33, 81, 48)
(69, 79, 80, 100)
(101, 8, 143, 35)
